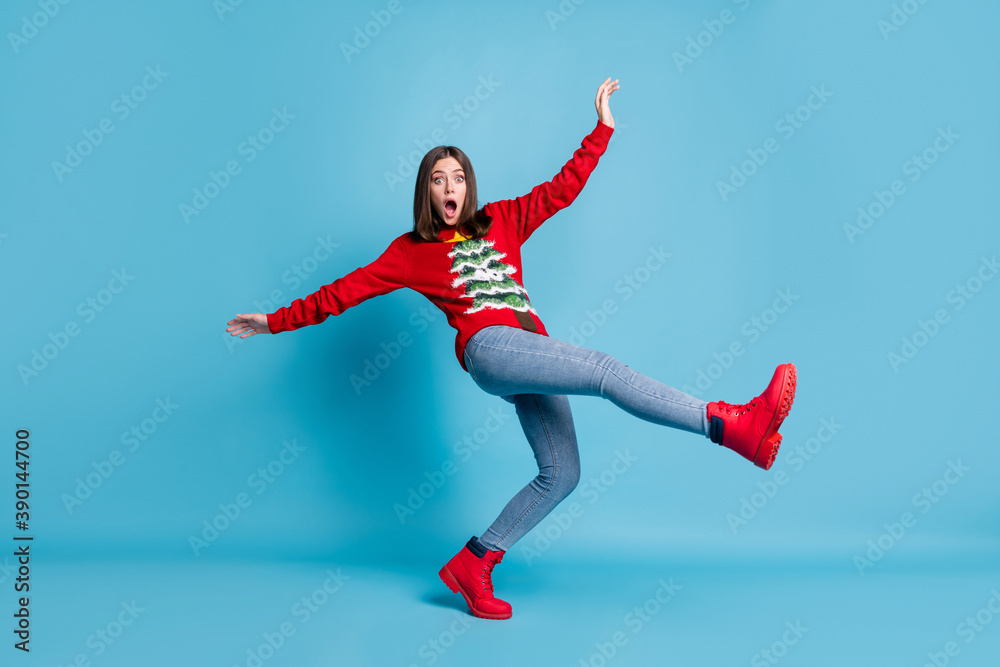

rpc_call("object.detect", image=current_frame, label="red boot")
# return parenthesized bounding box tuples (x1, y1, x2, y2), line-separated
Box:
(706, 363, 797, 470)
(438, 537, 512, 620)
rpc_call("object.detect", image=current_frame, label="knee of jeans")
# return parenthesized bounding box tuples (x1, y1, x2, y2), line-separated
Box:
(562, 460, 581, 496)
(590, 351, 628, 395)
(601, 351, 630, 374)
(540, 458, 580, 500)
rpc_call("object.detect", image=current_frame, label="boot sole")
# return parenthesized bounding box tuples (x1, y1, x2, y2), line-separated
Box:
(753, 363, 797, 470)
(438, 566, 512, 620)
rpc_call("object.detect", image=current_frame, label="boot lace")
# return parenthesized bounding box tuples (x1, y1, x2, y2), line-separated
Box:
(716, 397, 759, 417)
(481, 551, 503, 594)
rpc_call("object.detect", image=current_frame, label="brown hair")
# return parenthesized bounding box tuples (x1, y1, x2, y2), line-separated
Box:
(410, 145, 493, 243)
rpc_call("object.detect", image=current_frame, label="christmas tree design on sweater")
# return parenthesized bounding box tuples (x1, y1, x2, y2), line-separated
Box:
(447, 237, 538, 332)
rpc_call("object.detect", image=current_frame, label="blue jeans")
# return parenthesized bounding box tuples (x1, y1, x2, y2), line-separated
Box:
(462, 325, 709, 552)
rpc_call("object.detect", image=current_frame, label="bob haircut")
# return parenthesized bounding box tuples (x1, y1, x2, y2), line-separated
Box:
(411, 145, 493, 243)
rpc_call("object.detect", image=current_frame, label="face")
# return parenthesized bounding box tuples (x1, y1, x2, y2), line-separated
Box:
(429, 157, 466, 226)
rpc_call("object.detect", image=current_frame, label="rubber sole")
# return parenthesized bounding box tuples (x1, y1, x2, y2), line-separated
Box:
(438, 566, 512, 620)
(753, 363, 797, 470)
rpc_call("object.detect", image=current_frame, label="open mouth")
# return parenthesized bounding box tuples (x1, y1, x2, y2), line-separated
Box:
(444, 199, 457, 217)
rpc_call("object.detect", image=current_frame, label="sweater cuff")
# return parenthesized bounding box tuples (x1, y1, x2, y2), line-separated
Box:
(265, 311, 282, 334)
(595, 119, 614, 135)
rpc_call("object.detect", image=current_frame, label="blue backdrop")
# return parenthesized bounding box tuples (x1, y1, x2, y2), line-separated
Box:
(2, 1, 998, 665)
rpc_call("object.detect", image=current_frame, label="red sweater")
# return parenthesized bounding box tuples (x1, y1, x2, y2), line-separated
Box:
(266, 119, 614, 373)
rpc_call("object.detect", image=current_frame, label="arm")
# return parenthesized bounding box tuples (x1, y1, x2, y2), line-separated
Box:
(489, 120, 614, 245)
(489, 78, 619, 244)
(265, 236, 409, 333)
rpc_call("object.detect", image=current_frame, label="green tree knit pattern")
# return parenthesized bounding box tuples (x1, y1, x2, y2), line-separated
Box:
(448, 238, 537, 316)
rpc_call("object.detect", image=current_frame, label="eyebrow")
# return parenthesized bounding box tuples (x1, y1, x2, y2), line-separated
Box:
(431, 169, 464, 175)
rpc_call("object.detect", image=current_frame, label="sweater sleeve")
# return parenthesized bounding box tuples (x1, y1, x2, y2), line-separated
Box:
(488, 120, 614, 245)
(266, 236, 409, 334)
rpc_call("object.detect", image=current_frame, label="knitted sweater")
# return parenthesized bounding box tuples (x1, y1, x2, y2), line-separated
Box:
(266, 119, 614, 372)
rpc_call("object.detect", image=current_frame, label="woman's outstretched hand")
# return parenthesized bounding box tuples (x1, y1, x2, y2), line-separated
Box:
(595, 77, 619, 129)
(227, 313, 271, 338)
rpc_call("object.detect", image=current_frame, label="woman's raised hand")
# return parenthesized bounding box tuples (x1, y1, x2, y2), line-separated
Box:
(226, 313, 271, 338)
(595, 77, 619, 129)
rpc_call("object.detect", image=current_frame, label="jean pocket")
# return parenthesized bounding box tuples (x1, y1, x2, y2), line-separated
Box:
(463, 349, 478, 381)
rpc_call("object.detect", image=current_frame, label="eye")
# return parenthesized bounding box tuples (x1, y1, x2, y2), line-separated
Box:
(433, 177, 442, 184)
(455, 176, 464, 183)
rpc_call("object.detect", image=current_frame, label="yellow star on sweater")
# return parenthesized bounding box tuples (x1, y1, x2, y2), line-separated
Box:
(443, 229, 470, 244)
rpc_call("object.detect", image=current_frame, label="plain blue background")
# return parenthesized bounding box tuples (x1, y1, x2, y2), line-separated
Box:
(1, 0, 998, 665)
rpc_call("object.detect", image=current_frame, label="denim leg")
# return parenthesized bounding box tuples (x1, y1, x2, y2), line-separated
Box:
(465, 325, 709, 436)
(478, 393, 581, 552)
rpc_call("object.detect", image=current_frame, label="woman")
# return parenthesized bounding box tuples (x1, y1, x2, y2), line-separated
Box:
(226, 77, 797, 620)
